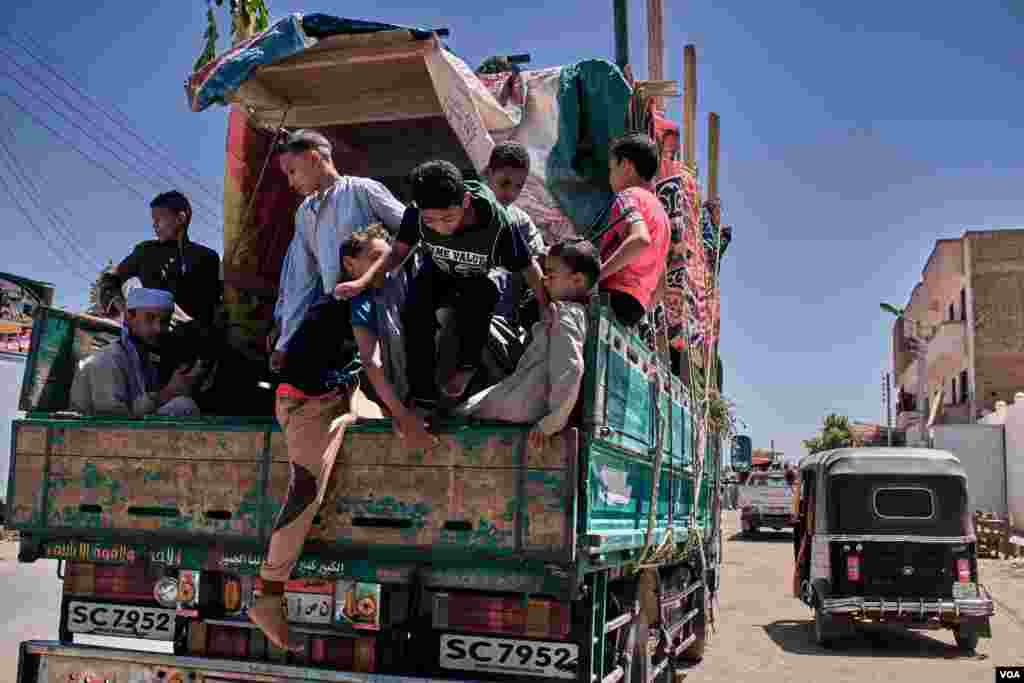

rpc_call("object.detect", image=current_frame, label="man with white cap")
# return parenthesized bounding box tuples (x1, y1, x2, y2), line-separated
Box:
(70, 288, 205, 417)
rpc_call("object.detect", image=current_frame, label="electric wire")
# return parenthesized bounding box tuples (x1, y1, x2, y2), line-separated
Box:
(0, 48, 225, 227)
(0, 159, 94, 283)
(0, 91, 222, 246)
(1, 29, 224, 204)
(0, 66, 225, 234)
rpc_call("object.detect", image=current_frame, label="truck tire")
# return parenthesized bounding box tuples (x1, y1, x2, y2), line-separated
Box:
(954, 626, 978, 654)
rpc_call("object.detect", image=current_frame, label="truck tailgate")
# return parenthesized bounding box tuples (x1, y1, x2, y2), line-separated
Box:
(7, 419, 576, 563)
(18, 640, 473, 682)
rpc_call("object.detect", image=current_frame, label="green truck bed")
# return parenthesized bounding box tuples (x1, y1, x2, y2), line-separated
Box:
(7, 301, 716, 597)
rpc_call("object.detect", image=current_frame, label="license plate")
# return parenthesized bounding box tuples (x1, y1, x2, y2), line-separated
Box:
(285, 592, 333, 625)
(440, 634, 578, 680)
(67, 601, 175, 640)
(952, 582, 978, 600)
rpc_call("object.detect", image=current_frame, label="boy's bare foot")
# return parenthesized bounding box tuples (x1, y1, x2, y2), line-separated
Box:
(442, 367, 476, 398)
(249, 594, 303, 653)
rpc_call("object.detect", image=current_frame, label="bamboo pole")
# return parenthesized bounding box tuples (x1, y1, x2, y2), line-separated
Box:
(614, 0, 630, 70)
(646, 0, 664, 109)
(708, 112, 720, 200)
(683, 45, 697, 171)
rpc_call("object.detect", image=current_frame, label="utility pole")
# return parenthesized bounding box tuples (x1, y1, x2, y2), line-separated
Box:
(613, 0, 630, 70)
(646, 0, 664, 108)
(683, 45, 697, 171)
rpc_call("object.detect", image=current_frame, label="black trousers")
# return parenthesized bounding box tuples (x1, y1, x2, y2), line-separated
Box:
(605, 289, 646, 327)
(403, 264, 501, 405)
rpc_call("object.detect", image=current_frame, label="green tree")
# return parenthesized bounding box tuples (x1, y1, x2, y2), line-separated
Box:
(194, 0, 271, 72)
(803, 413, 860, 454)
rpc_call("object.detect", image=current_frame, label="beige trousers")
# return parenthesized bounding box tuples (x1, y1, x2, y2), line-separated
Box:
(260, 389, 354, 583)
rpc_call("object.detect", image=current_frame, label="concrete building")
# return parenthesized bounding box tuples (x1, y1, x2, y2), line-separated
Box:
(892, 229, 1024, 438)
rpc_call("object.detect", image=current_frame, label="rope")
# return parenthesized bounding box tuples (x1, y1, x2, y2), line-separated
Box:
(241, 108, 291, 233)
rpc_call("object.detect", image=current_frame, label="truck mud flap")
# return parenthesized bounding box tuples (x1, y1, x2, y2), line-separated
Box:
(18, 640, 477, 683)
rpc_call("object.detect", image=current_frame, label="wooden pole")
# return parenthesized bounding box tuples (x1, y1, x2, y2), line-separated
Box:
(614, 0, 630, 70)
(707, 112, 720, 200)
(646, 0, 664, 109)
(683, 45, 697, 171)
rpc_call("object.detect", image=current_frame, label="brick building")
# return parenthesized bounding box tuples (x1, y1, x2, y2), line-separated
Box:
(892, 229, 1024, 433)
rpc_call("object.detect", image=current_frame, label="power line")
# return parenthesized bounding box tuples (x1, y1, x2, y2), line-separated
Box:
(0, 159, 94, 283)
(1, 29, 224, 204)
(0, 66, 225, 230)
(0, 108, 104, 272)
(0, 47, 225, 225)
(0, 91, 222, 245)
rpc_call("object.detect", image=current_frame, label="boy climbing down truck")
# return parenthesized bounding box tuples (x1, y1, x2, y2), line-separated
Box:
(382, 160, 552, 412)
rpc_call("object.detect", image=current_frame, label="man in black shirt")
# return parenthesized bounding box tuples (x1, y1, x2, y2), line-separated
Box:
(98, 191, 221, 326)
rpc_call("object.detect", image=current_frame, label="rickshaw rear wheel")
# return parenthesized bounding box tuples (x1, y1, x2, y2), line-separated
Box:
(953, 626, 978, 653)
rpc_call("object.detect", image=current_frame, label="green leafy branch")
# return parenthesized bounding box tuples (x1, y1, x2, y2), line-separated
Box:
(193, 0, 272, 73)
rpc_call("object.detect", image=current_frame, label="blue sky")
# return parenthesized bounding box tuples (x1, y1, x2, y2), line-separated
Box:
(2, 0, 1023, 461)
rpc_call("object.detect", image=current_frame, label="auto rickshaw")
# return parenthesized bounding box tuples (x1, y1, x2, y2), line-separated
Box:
(793, 448, 995, 652)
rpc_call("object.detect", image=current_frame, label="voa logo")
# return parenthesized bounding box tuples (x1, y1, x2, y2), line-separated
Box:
(997, 668, 1023, 680)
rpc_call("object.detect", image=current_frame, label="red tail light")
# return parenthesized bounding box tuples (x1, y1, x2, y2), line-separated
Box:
(956, 558, 970, 582)
(846, 555, 861, 582)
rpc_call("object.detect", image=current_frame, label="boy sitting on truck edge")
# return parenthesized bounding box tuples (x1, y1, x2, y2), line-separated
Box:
(456, 239, 599, 450)
(98, 191, 222, 327)
(599, 133, 671, 327)
(338, 225, 436, 450)
(380, 160, 552, 412)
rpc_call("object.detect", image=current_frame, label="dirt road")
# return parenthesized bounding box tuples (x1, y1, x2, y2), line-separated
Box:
(698, 514, 1024, 682)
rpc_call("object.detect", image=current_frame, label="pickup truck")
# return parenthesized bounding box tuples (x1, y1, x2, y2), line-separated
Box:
(7, 13, 728, 683)
(738, 471, 795, 535)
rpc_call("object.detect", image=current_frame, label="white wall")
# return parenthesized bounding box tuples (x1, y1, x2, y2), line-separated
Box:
(931, 424, 1006, 517)
(980, 395, 1024, 538)
(0, 353, 26, 497)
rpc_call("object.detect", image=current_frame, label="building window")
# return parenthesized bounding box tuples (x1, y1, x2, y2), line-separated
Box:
(960, 370, 969, 404)
(949, 302, 955, 321)
(952, 377, 958, 405)
(960, 288, 966, 321)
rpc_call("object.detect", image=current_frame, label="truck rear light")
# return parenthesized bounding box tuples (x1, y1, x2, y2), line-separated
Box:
(956, 558, 970, 583)
(432, 593, 571, 639)
(846, 555, 861, 582)
(223, 577, 242, 612)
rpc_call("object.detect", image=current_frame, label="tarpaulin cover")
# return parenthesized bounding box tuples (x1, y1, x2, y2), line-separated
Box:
(186, 13, 434, 113)
(476, 61, 631, 242)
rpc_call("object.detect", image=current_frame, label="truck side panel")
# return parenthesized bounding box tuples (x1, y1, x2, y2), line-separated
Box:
(8, 420, 576, 563)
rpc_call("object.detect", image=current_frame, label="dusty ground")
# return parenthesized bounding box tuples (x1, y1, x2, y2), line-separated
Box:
(1, 518, 1021, 681)
(696, 514, 1024, 682)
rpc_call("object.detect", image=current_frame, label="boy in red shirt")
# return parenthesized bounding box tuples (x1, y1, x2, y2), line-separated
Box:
(599, 133, 671, 327)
